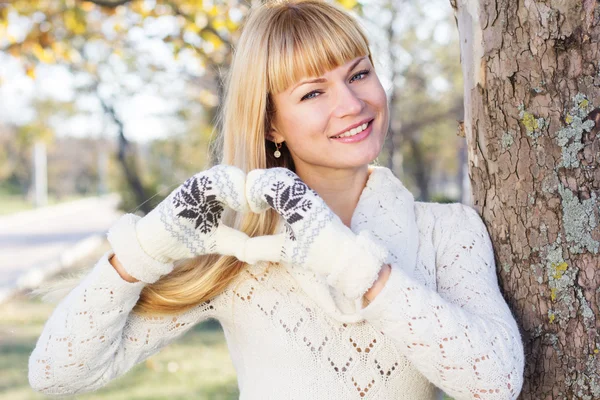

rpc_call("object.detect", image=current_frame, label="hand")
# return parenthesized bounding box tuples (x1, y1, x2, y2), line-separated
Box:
(107, 164, 286, 283)
(245, 167, 388, 300)
(133, 164, 253, 263)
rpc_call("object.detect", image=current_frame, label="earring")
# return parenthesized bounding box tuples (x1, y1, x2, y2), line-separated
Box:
(274, 141, 282, 158)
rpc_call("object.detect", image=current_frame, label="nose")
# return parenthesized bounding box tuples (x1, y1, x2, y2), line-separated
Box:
(331, 82, 364, 118)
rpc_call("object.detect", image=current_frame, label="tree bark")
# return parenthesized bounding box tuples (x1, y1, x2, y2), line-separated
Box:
(452, 0, 600, 397)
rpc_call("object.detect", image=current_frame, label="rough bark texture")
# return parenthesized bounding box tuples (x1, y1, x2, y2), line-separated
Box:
(452, 0, 600, 398)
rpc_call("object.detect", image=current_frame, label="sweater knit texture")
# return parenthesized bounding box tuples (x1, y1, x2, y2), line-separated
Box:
(28, 166, 525, 399)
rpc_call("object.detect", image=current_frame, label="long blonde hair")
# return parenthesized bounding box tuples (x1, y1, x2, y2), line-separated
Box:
(36, 0, 374, 316)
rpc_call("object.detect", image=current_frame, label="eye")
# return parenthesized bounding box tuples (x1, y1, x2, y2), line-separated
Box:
(350, 69, 370, 83)
(299, 69, 371, 101)
(301, 90, 322, 101)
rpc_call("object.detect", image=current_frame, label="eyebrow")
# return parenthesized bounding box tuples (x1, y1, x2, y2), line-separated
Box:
(291, 56, 367, 94)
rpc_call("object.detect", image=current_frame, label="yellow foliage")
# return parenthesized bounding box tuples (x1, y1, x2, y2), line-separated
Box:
(185, 21, 201, 33)
(32, 42, 55, 63)
(179, 0, 203, 14)
(226, 18, 238, 32)
(0, 21, 7, 41)
(8, 44, 20, 57)
(207, 5, 219, 17)
(80, 1, 95, 12)
(337, 0, 358, 10)
(25, 65, 36, 79)
(213, 17, 226, 31)
(201, 30, 223, 50)
(550, 288, 556, 302)
(51, 41, 66, 59)
(64, 9, 86, 35)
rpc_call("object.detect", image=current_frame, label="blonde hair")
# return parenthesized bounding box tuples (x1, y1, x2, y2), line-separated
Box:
(35, 0, 374, 316)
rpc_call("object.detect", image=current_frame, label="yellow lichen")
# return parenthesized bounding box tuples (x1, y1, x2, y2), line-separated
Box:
(552, 262, 568, 279)
(521, 111, 539, 132)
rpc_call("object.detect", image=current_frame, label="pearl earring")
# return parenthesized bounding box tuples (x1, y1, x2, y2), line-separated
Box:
(274, 141, 282, 158)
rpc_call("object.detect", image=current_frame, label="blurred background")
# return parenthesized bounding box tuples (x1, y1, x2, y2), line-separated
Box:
(0, 0, 463, 398)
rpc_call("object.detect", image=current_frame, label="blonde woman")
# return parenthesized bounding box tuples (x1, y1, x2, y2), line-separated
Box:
(28, 0, 525, 398)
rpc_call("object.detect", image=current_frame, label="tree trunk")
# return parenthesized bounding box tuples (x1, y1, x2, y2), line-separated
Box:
(99, 97, 152, 215)
(451, 0, 600, 397)
(408, 135, 430, 201)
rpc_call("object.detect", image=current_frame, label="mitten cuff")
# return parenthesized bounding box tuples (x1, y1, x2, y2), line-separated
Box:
(107, 213, 175, 284)
(326, 230, 388, 300)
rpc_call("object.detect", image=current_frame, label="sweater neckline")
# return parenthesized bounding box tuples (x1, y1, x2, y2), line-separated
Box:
(276, 165, 419, 323)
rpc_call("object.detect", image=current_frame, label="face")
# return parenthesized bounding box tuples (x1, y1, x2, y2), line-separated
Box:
(268, 55, 389, 175)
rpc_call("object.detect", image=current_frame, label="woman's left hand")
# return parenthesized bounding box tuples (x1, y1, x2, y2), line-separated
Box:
(246, 167, 388, 300)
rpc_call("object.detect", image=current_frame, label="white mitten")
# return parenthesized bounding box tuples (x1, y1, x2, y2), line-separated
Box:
(107, 165, 274, 283)
(245, 167, 388, 300)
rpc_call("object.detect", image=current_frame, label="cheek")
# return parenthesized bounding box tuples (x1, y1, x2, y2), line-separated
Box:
(371, 79, 388, 109)
(281, 106, 329, 141)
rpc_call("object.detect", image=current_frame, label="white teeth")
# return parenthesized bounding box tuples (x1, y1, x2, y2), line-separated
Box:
(332, 122, 369, 138)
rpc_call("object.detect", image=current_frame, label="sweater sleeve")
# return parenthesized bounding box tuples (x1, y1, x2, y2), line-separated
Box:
(358, 203, 525, 400)
(28, 251, 221, 396)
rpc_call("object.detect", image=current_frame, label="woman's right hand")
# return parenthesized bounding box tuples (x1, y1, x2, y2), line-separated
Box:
(107, 164, 257, 283)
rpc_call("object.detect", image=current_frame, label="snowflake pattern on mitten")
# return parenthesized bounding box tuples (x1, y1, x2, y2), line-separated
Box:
(172, 174, 224, 234)
(264, 173, 316, 241)
(246, 168, 335, 266)
(153, 164, 247, 257)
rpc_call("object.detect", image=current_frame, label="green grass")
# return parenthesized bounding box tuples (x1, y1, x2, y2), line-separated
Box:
(0, 294, 239, 400)
(0, 195, 89, 216)
(0, 196, 34, 215)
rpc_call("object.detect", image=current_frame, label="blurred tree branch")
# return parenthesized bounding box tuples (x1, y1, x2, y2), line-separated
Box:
(82, 0, 131, 7)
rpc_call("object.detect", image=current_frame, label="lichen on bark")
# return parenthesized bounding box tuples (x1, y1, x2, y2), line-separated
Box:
(556, 93, 596, 168)
(557, 182, 599, 254)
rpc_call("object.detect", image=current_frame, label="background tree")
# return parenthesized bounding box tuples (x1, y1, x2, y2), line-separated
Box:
(1, 0, 242, 211)
(366, 0, 464, 202)
(2, 0, 465, 210)
(452, 0, 600, 397)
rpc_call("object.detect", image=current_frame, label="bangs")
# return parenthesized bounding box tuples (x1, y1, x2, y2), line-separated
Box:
(266, 2, 370, 94)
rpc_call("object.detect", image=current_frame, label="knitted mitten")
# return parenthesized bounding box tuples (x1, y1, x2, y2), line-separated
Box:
(107, 165, 273, 283)
(245, 167, 388, 300)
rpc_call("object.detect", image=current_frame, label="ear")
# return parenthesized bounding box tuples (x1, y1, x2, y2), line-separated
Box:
(267, 126, 285, 144)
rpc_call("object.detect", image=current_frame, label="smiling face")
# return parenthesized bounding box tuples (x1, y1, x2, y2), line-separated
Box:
(268, 55, 389, 175)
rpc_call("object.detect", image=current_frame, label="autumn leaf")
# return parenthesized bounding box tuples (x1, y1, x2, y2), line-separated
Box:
(337, 0, 358, 10)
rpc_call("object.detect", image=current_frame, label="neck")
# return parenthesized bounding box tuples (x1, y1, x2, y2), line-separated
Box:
(293, 164, 372, 228)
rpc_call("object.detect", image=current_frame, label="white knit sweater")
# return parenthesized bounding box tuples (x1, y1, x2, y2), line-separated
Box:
(28, 166, 525, 399)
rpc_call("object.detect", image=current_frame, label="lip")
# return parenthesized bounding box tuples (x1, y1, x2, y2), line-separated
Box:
(330, 119, 373, 143)
(330, 117, 374, 138)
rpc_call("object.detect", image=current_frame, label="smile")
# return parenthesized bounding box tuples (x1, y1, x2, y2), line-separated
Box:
(331, 121, 370, 138)
(330, 119, 374, 143)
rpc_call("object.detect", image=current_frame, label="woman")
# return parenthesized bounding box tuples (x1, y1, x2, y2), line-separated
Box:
(28, 0, 525, 399)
